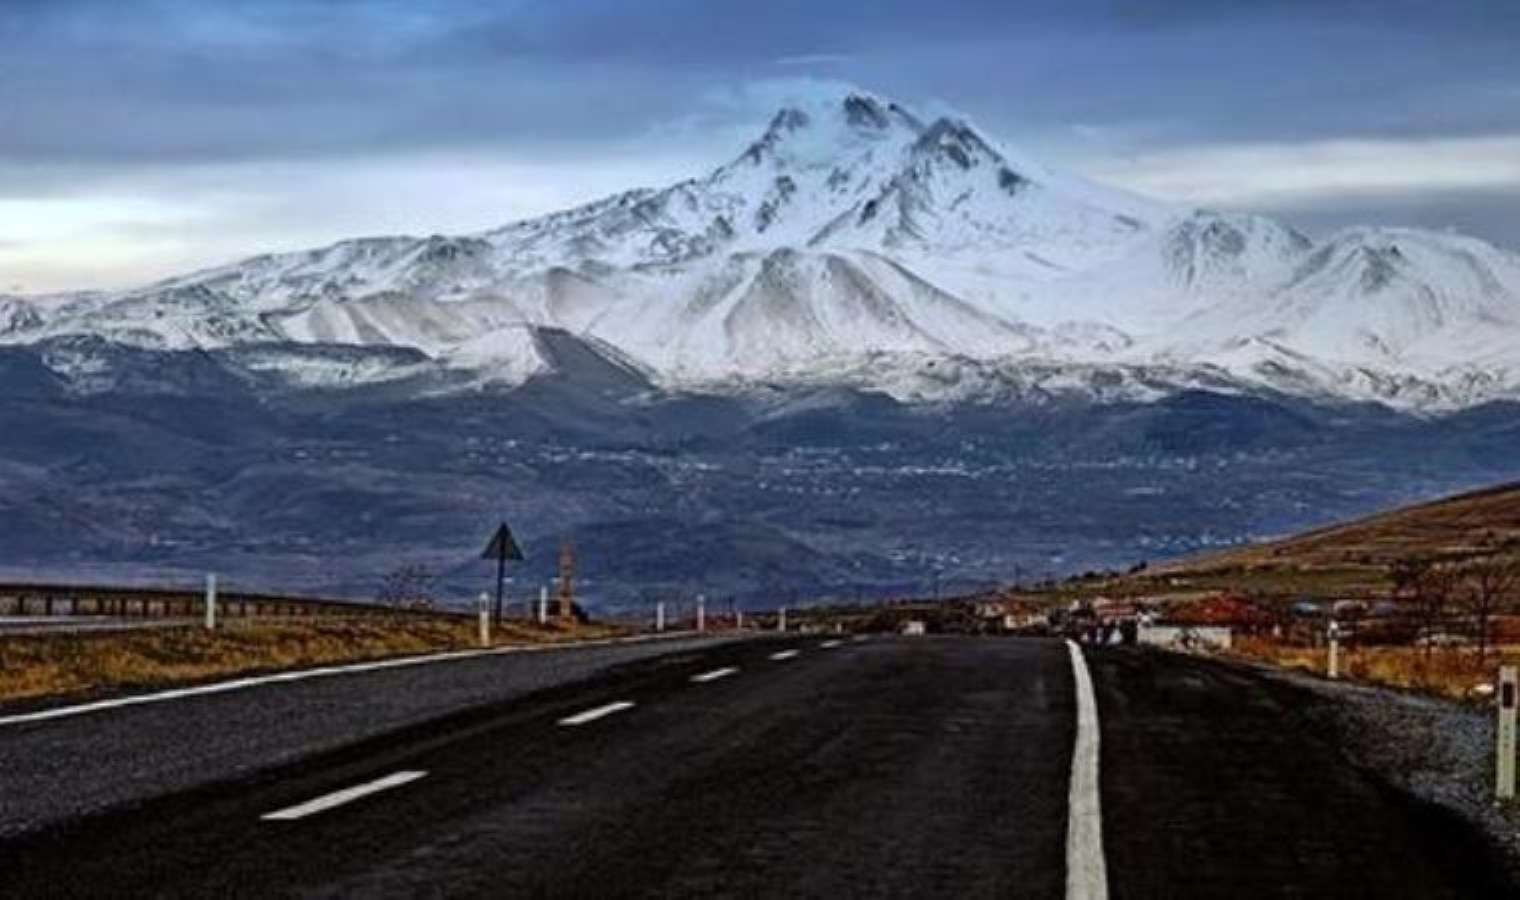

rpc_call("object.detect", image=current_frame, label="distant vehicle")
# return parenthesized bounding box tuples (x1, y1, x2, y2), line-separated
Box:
(901, 620, 927, 636)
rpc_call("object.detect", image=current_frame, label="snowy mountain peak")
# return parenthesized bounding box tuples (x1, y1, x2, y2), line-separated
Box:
(6, 89, 1520, 411)
(735, 91, 924, 169)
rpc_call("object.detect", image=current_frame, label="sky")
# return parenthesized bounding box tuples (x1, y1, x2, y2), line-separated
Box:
(2, 0, 1519, 293)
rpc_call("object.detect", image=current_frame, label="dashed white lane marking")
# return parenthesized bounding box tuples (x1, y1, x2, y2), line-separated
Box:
(0, 632, 698, 729)
(261, 770, 427, 822)
(768, 649, 800, 661)
(820, 640, 842, 649)
(690, 667, 739, 683)
(1064, 639, 1109, 900)
(558, 700, 636, 727)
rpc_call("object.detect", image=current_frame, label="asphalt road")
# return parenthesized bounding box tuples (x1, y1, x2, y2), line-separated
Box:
(0, 636, 1512, 898)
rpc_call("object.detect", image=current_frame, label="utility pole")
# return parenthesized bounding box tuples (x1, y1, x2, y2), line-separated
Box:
(557, 540, 576, 620)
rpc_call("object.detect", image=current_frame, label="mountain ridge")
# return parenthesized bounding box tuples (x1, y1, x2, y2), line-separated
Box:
(4, 88, 1520, 411)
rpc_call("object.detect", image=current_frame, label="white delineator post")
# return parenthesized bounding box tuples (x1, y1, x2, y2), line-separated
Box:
(778, 607, 787, 632)
(204, 573, 218, 631)
(696, 595, 706, 633)
(537, 586, 549, 625)
(477, 592, 491, 648)
(1327, 621, 1341, 680)
(655, 601, 666, 633)
(736, 609, 744, 631)
(1498, 665, 1517, 801)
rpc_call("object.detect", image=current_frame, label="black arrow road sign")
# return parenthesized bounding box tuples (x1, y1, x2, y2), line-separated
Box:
(482, 522, 525, 624)
(481, 523, 525, 562)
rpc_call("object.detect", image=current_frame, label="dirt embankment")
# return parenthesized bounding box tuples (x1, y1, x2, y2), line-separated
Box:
(0, 616, 627, 707)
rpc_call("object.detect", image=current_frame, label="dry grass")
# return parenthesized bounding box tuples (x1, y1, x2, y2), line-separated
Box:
(1232, 635, 1520, 702)
(1016, 482, 1520, 605)
(0, 616, 628, 706)
(1153, 482, 1520, 579)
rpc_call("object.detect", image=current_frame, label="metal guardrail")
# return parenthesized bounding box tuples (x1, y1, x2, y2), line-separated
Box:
(0, 582, 459, 621)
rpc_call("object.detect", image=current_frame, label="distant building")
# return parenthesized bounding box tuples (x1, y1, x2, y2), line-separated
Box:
(1142, 592, 1274, 652)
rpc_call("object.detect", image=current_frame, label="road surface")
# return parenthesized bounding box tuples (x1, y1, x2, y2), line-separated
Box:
(0, 636, 1511, 898)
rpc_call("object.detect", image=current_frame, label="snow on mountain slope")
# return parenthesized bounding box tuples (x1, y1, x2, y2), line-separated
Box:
(1160, 228, 1520, 374)
(5, 88, 1520, 410)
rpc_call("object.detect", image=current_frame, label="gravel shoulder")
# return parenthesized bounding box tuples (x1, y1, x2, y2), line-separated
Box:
(1222, 654, 1520, 883)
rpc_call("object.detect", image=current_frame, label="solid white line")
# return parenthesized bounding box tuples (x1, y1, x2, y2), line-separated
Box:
(558, 700, 635, 726)
(1065, 639, 1109, 900)
(0, 632, 701, 729)
(261, 770, 427, 822)
(820, 639, 842, 649)
(690, 667, 739, 683)
(769, 649, 800, 661)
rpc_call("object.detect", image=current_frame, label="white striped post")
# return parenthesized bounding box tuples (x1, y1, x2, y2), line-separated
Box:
(204, 574, 217, 631)
(477, 592, 491, 648)
(655, 601, 666, 633)
(1498, 666, 1517, 801)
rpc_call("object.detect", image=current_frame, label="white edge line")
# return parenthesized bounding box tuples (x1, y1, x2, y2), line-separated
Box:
(558, 700, 636, 727)
(690, 667, 739, 683)
(1065, 639, 1110, 900)
(0, 631, 705, 729)
(261, 770, 427, 822)
(769, 649, 800, 661)
(820, 640, 842, 648)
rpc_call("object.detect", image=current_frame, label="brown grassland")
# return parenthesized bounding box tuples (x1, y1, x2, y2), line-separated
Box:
(1231, 636, 1520, 702)
(1031, 481, 1520, 605)
(1007, 482, 1520, 701)
(0, 616, 627, 706)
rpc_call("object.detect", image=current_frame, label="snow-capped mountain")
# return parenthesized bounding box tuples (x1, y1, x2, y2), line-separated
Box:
(5, 90, 1520, 410)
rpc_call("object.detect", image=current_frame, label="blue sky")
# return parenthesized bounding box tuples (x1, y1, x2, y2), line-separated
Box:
(2, 0, 1518, 291)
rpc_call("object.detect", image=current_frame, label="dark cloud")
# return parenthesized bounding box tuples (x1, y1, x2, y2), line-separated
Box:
(2, 0, 1519, 290)
(2, 0, 1517, 165)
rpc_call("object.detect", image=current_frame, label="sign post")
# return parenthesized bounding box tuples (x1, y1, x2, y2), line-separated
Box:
(204, 573, 218, 631)
(477, 592, 491, 648)
(1498, 666, 1517, 801)
(480, 522, 525, 625)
